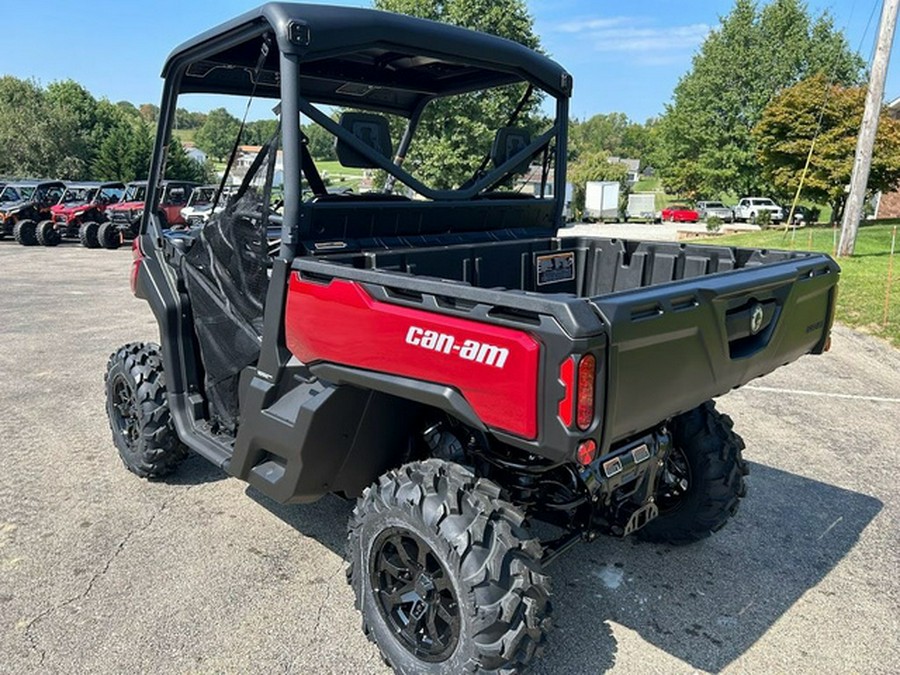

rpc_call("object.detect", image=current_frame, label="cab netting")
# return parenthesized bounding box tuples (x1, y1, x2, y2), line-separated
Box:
(181, 134, 279, 431)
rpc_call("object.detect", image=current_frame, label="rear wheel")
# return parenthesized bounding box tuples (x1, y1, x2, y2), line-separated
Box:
(105, 342, 187, 478)
(36, 220, 61, 246)
(637, 401, 748, 546)
(348, 459, 552, 674)
(79, 221, 100, 248)
(98, 221, 121, 249)
(13, 219, 37, 246)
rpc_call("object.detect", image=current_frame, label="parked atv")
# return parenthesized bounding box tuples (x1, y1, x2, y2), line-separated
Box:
(105, 5, 840, 672)
(180, 184, 234, 227)
(99, 180, 196, 249)
(37, 181, 126, 247)
(0, 180, 65, 245)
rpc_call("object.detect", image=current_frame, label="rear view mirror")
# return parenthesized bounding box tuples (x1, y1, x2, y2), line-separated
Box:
(491, 127, 532, 175)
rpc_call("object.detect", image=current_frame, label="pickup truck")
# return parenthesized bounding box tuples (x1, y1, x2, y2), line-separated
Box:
(104, 5, 840, 672)
(734, 196, 784, 224)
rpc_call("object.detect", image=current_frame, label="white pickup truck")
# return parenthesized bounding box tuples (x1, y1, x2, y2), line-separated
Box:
(734, 197, 784, 224)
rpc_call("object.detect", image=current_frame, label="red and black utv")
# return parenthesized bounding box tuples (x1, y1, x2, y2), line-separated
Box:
(105, 5, 840, 672)
(37, 181, 126, 247)
(0, 180, 66, 245)
(99, 180, 196, 249)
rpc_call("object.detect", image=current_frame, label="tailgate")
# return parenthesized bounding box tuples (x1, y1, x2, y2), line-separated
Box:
(592, 253, 838, 443)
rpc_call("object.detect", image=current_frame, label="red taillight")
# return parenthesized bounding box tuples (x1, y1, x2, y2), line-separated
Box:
(576, 354, 596, 431)
(577, 439, 597, 466)
(558, 357, 575, 427)
(130, 238, 144, 295)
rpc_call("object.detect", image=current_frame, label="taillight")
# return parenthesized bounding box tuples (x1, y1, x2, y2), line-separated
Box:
(576, 354, 596, 430)
(557, 357, 575, 427)
(130, 237, 144, 296)
(577, 439, 597, 466)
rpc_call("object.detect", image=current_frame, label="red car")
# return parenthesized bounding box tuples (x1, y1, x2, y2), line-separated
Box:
(661, 204, 699, 223)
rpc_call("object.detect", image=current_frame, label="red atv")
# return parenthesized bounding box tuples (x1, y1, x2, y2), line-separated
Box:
(99, 180, 196, 249)
(38, 181, 125, 247)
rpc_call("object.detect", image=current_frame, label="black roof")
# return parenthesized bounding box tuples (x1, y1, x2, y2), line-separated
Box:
(164, 3, 571, 116)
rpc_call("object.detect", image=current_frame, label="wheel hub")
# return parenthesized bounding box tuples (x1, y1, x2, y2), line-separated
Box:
(370, 528, 460, 662)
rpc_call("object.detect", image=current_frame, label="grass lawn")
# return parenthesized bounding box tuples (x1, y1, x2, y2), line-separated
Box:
(694, 224, 900, 348)
(172, 128, 196, 143)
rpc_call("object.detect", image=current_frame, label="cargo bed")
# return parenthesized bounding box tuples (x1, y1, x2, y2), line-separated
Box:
(298, 236, 839, 447)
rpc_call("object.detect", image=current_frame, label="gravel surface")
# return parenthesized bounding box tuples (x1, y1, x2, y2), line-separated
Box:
(0, 242, 897, 674)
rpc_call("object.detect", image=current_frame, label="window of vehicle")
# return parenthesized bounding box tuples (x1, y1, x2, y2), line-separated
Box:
(0, 186, 22, 202)
(36, 185, 64, 204)
(164, 186, 188, 205)
(99, 186, 125, 204)
(61, 187, 95, 204)
(124, 184, 147, 203)
(705, 201, 726, 208)
(751, 199, 775, 206)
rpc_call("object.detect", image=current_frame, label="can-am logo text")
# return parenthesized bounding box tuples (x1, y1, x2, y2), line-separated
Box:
(405, 326, 509, 368)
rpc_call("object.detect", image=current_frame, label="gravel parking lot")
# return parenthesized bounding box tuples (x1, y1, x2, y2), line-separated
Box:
(1, 242, 898, 674)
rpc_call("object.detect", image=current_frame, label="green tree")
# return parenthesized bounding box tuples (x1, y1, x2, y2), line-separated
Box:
(570, 113, 651, 161)
(44, 79, 100, 179)
(568, 151, 630, 218)
(165, 139, 211, 182)
(139, 103, 160, 124)
(244, 119, 280, 145)
(655, 0, 864, 198)
(373, 0, 542, 189)
(755, 73, 900, 224)
(194, 107, 241, 160)
(303, 122, 337, 160)
(92, 117, 154, 182)
(0, 76, 54, 177)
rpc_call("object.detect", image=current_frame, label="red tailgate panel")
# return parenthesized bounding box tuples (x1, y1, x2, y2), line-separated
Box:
(285, 274, 541, 439)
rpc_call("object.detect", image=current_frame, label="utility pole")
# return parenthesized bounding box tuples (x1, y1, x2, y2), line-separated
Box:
(838, 0, 900, 257)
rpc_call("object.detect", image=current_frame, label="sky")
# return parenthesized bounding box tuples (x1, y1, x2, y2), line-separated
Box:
(1, 0, 897, 123)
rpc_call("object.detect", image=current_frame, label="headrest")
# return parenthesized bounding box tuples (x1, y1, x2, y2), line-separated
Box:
(335, 112, 394, 169)
(491, 127, 531, 174)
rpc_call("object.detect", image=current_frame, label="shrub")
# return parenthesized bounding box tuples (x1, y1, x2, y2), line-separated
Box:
(706, 215, 723, 232)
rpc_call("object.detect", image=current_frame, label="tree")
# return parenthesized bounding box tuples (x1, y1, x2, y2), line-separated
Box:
(303, 122, 337, 160)
(568, 151, 630, 218)
(0, 76, 54, 177)
(244, 119, 280, 145)
(139, 103, 160, 124)
(194, 107, 241, 160)
(44, 80, 100, 179)
(92, 117, 154, 181)
(655, 0, 864, 198)
(373, 0, 542, 189)
(570, 113, 652, 162)
(165, 139, 211, 183)
(755, 73, 900, 223)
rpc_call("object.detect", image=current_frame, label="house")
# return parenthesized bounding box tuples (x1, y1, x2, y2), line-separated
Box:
(229, 145, 285, 187)
(181, 141, 208, 165)
(607, 156, 641, 185)
(874, 97, 900, 218)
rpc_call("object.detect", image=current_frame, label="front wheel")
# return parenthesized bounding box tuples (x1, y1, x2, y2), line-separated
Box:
(105, 342, 187, 478)
(79, 221, 100, 248)
(98, 221, 121, 249)
(348, 459, 552, 674)
(13, 219, 37, 246)
(637, 401, 748, 546)
(36, 220, 61, 246)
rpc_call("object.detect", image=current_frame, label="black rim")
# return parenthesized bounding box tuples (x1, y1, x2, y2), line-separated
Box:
(370, 527, 461, 662)
(655, 446, 692, 513)
(110, 374, 139, 450)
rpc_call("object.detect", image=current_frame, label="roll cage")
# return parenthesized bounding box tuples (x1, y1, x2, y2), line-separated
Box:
(145, 2, 572, 256)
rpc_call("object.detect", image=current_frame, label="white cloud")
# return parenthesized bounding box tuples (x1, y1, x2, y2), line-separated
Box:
(550, 16, 711, 64)
(556, 17, 630, 33)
